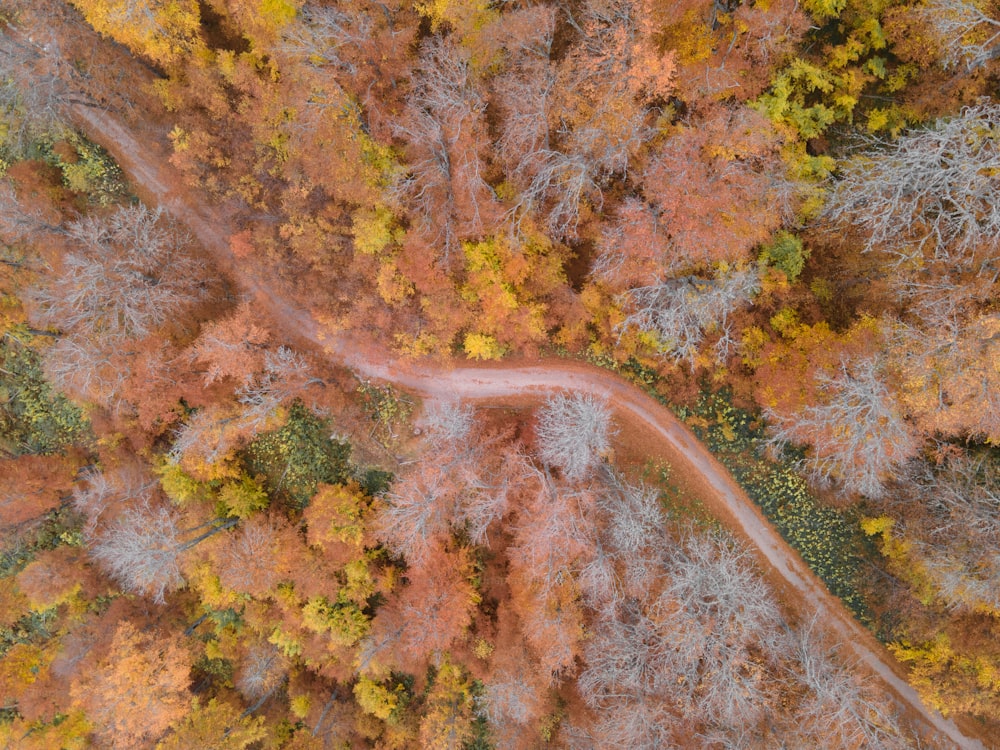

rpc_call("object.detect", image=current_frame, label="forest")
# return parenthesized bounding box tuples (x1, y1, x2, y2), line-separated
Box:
(0, 0, 999, 747)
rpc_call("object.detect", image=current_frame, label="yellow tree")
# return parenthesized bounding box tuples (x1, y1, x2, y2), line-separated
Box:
(418, 659, 475, 750)
(70, 0, 203, 69)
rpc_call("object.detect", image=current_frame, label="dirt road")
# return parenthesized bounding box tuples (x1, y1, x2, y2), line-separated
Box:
(64, 99, 985, 749)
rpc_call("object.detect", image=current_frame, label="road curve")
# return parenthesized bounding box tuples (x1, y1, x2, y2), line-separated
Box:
(66, 100, 985, 750)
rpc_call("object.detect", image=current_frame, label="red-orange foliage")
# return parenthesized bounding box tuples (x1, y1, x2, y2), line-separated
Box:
(70, 620, 192, 748)
(598, 108, 793, 288)
(364, 548, 478, 675)
(190, 302, 272, 386)
(0, 454, 77, 531)
(15, 546, 99, 610)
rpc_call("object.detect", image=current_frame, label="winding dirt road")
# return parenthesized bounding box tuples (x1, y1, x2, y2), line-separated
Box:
(62, 97, 987, 749)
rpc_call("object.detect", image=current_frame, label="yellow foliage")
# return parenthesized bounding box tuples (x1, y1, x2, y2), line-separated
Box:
(71, 0, 203, 69)
(354, 676, 403, 721)
(305, 482, 367, 549)
(189, 561, 242, 610)
(414, 0, 497, 34)
(740, 326, 769, 368)
(268, 626, 304, 657)
(376, 260, 414, 305)
(290, 694, 312, 719)
(464, 332, 503, 360)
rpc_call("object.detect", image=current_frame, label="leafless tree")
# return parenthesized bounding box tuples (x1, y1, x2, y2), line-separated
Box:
(767, 358, 919, 498)
(535, 392, 614, 481)
(236, 346, 318, 429)
(235, 643, 286, 702)
(72, 467, 129, 535)
(0, 33, 67, 156)
(896, 454, 1000, 612)
(420, 401, 474, 449)
(276, 3, 373, 73)
(375, 457, 462, 564)
(783, 620, 911, 749)
(923, 0, 1000, 70)
(0, 183, 60, 242)
(216, 515, 282, 596)
(822, 102, 1000, 275)
(91, 501, 237, 604)
(41, 333, 127, 411)
(618, 265, 761, 367)
(580, 531, 784, 738)
(168, 405, 241, 468)
(90, 503, 185, 604)
(510, 466, 597, 594)
(390, 37, 494, 263)
(494, 8, 556, 174)
(30, 204, 201, 341)
(597, 470, 667, 596)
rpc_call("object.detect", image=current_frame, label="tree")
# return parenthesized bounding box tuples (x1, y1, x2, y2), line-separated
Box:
(69, 620, 191, 749)
(91, 499, 237, 603)
(375, 403, 519, 560)
(190, 303, 271, 386)
(156, 698, 267, 750)
(500, 0, 676, 239)
(69, 0, 203, 69)
(534, 393, 614, 482)
(783, 621, 910, 749)
(215, 514, 288, 597)
(595, 109, 794, 287)
(234, 643, 286, 703)
(894, 453, 1000, 613)
(361, 548, 478, 674)
(31, 204, 200, 341)
(615, 265, 761, 366)
(890, 314, 1000, 443)
(476, 639, 549, 742)
(579, 531, 784, 744)
(923, 0, 1000, 70)
(390, 37, 496, 264)
(822, 103, 1000, 277)
(0, 34, 68, 157)
(766, 357, 920, 498)
(0, 454, 77, 532)
(418, 659, 475, 750)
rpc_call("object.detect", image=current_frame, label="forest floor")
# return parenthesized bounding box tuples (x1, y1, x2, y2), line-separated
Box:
(62, 96, 986, 750)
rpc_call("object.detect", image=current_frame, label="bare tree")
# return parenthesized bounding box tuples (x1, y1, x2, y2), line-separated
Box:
(783, 620, 911, 749)
(597, 471, 667, 596)
(923, 0, 1000, 70)
(420, 401, 474, 449)
(897, 454, 1000, 612)
(535, 392, 614, 481)
(234, 643, 286, 702)
(580, 530, 784, 740)
(275, 3, 373, 73)
(766, 358, 920, 498)
(617, 265, 761, 366)
(91, 502, 237, 603)
(90, 503, 186, 604)
(30, 204, 201, 341)
(390, 37, 495, 263)
(0, 33, 67, 156)
(378, 404, 524, 558)
(822, 103, 1000, 275)
(236, 346, 318, 430)
(374, 457, 462, 564)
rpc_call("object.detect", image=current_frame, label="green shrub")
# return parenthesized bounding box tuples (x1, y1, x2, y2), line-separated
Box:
(0, 330, 90, 456)
(241, 401, 351, 508)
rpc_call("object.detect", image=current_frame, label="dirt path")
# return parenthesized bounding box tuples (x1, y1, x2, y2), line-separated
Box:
(63, 100, 987, 748)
